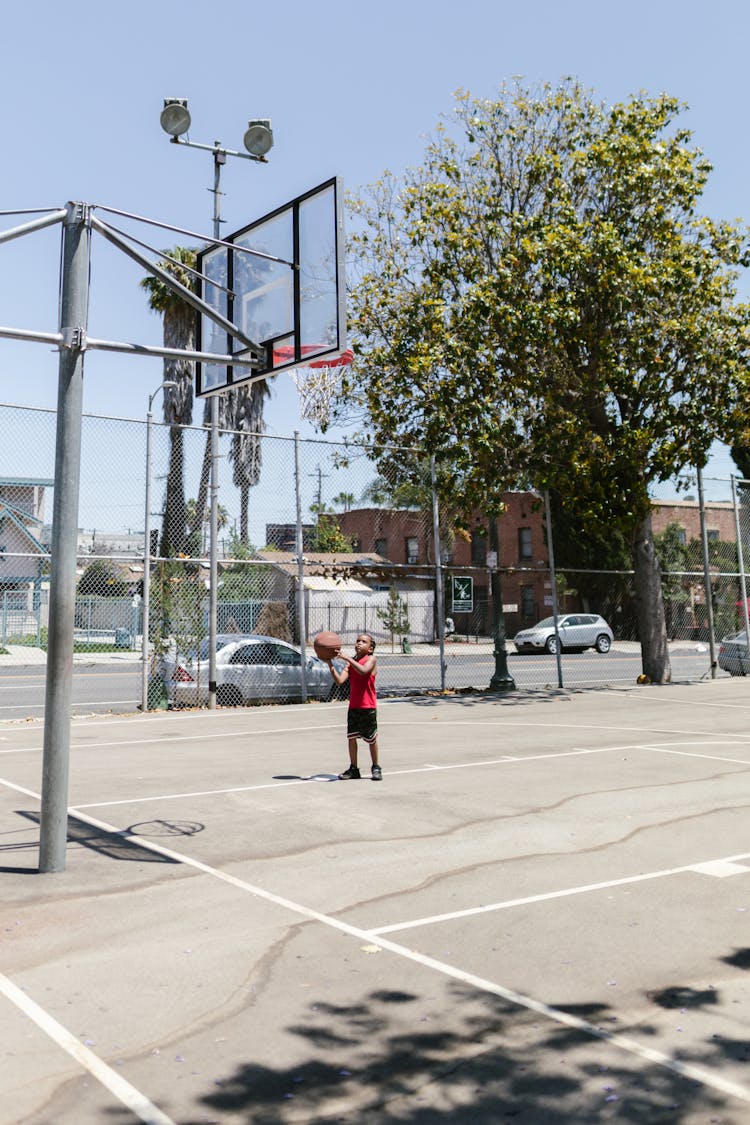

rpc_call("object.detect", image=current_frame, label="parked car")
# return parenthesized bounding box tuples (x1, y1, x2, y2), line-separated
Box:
(718, 630, 750, 676)
(156, 633, 341, 707)
(513, 614, 613, 655)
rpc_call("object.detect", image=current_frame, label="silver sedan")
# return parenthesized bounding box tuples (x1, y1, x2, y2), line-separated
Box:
(157, 634, 337, 707)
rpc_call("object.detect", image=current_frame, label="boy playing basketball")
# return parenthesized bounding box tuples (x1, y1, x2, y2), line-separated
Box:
(327, 633, 381, 780)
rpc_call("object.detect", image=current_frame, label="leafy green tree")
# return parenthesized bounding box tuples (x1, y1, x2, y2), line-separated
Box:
(77, 559, 131, 597)
(308, 513, 356, 553)
(346, 81, 750, 683)
(377, 585, 411, 652)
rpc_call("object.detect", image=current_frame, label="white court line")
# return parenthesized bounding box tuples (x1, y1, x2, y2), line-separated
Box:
(0, 721, 344, 757)
(0, 973, 176, 1125)
(600, 686, 750, 711)
(34, 800, 750, 1107)
(6, 778, 750, 1109)
(637, 743, 750, 766)
(370, 852, 750, 934)
(72, 747, 614, 809)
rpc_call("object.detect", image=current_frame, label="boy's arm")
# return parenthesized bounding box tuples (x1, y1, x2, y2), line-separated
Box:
(327, 658, 349, 685)
(344, 654, 376, 676)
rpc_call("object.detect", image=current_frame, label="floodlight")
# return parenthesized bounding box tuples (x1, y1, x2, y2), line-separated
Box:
(243, 119, 273, 157)
(160, 98, 191, 137)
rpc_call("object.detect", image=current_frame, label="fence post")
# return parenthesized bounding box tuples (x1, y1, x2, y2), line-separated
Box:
(697, 466, 717, 678)
(294, 432, 308, 700)
(544, 490, 564, 689)
(731, 475, 750, 673)
(430, 456, 446, 691)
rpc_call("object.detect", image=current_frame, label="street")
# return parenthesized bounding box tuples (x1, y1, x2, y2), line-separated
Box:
(0, 644, 729, 722)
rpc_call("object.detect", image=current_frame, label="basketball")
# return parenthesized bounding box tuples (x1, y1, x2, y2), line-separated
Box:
(313, 630, 342, 661)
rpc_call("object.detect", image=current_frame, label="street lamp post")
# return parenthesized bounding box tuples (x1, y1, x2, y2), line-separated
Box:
(160, 99, 272, 709)
(141, 380, 177, 711)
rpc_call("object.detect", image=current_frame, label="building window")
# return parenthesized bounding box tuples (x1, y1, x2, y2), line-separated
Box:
(374, 537, 388, 557)
(676, 527, 686, 544)
(518, 527, 532, 560)
(521, 585, 536, 619)
(406, 536, 419, 564)
(471, 534, 487, 566)
(707, 529, 720, 542)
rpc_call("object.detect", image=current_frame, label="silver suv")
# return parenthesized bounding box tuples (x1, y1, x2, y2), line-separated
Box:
(513, 614, 613, 655)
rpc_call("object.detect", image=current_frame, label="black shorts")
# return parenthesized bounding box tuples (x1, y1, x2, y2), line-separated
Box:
(347, 707, 378, 743)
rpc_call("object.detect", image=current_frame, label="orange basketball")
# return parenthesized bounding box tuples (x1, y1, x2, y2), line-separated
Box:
(313, 630, 341, 661)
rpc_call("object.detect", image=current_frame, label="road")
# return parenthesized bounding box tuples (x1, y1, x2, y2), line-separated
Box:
(0, 644, 729, 722)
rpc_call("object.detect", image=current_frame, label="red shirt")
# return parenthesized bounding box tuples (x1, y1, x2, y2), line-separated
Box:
(349, 656, 377, 709)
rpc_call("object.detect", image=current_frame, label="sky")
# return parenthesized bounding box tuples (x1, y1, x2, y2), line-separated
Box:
(1, 0, 748, 527)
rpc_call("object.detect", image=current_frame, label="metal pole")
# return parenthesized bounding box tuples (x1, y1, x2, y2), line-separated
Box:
(544, 490, 564, 689)
(488, 515, 516, 691)
(731, 475, 750, 673)
(141, 402, 153, 711)
(207, 147, 225, 710)
(697, 466, 717, 679)
(430, 456, 446, 691)
(39, 203, 90, 873)
(294, 432, 308, 700)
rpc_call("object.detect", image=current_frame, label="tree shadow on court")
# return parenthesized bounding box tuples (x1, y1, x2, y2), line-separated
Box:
(103, 978, 744, 1125)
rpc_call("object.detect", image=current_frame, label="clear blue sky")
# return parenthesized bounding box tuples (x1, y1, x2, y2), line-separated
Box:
(1, 0, 748, 483)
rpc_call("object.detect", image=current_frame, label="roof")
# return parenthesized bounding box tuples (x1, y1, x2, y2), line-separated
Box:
(255, 550, 391, 592)
(0, 477, 54, 487)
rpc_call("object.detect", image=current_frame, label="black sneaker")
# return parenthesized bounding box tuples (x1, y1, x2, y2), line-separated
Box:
(371, 765, 382, 781)
(338, 766, 361, 780)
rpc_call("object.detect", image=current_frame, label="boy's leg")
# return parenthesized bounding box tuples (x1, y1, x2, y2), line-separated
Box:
(338, 735, 361, 779)
(369, 737, 379, 767)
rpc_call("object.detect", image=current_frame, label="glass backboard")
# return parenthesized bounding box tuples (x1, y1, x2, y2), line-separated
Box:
(196, 177, 346, 397)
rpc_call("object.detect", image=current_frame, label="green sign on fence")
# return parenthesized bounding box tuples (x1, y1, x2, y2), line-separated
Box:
(451, 575, 473, 613)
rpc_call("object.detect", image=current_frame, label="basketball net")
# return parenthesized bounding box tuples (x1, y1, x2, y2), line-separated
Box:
(291, 348, 353, 429)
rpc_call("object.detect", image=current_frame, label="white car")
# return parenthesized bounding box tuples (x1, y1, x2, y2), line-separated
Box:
(513, 614, 613, 655)
(157, 633, 338, 707)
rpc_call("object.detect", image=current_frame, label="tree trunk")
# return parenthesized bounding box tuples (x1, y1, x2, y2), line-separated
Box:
(240, 481, 249, 543)
(161, 425, 186, 557)
(632, 511, 671, 683)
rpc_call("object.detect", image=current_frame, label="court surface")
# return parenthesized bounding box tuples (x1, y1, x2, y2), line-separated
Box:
(2, 679, 750, 1124)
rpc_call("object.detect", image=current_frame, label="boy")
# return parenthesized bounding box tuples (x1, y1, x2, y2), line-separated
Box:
(327, 633, 381, 780)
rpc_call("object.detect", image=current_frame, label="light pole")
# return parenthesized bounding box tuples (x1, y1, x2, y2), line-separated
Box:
(160, 99, 272, 709)
(141, 379, 177, 711)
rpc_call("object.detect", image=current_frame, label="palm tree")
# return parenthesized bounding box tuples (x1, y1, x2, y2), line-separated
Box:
(332, 491, 356, 512)
(229, 379, 270, 543)
(140, 247, 197, 557)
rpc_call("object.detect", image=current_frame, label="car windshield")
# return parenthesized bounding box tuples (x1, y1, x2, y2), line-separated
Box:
(532, 617, 557, 629)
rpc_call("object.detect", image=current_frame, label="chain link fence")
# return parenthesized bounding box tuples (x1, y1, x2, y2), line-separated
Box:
(2, 401, 750, 710)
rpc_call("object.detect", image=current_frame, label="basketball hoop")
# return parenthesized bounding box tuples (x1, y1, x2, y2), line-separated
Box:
(289, 347, 353, 428)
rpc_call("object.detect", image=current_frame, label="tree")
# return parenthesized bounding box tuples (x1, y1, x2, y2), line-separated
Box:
(377, 585, 411, 652)
(140, 246, 197, 557)
(229, 379, 270, 544)
(308, 512, 356, 553)
(346, 81, 750, 683)
(77, 559, 131, 597)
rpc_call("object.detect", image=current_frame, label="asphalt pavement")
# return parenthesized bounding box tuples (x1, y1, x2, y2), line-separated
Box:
(3, 678, 750, 1123)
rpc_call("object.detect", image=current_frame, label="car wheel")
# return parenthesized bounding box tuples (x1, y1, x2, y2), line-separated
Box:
(545, 635, 559, 655)
(595, 634, 611, 654)
(217, 684, 243, 707)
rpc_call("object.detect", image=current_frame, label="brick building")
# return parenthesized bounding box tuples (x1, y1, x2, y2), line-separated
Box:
(338, 492, 551, 637)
